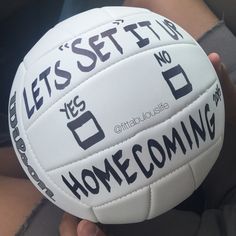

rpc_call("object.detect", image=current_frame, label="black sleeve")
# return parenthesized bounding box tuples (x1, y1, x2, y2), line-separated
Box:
(198, 21, 236, 83)
(196, 189, 236, 236)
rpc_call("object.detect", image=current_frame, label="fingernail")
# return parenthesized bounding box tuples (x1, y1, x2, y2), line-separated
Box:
(217, 63, 225, 79)
(77, 220, 99, 236)
(221, 63, 227, 73)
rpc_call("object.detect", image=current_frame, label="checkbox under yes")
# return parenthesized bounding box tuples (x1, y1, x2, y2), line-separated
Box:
(67, 111, 105, 150)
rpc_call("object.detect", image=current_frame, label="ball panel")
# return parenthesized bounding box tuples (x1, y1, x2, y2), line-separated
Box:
(56, 8, 113, 37)
(23, 8, 113, 69)
(23, 27, 72, 70)
(93, 186, 150, 224)
(190, 136, 223, 189)
(148, 164, 194, 219)
(102, 6, 149, 18)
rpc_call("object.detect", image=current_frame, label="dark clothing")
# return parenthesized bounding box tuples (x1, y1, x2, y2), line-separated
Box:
(199, 21, 236, 83)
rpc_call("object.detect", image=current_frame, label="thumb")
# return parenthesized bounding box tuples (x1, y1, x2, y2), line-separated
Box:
(77, 220, 106, 236)
(59, 213, 79, 236)
(208, 53, 236, 126)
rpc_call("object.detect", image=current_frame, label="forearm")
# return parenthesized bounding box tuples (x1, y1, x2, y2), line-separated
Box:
(0, 147, 26, 178)
(0, 175, 43, 236)
(123, 0, 219, 39)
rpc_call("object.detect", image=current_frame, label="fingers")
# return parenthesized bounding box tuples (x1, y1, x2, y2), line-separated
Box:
(59, 214, 107, 236)
(219, 64, 236, 126)
(77, 220, 106, 236)
(59, 213, 79, 236)
(208, 53, 221, 74)
(208, 53, 236, 126)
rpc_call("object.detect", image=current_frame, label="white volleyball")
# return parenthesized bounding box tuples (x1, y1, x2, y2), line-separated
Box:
(9, 7, 224, 224)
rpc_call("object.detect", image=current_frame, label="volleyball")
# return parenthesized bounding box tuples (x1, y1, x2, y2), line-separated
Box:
(9, 7, 224, 224)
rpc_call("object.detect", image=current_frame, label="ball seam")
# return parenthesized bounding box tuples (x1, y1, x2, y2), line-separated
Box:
(25, 43, 196, 130)
(23, 11, 155, 70)
(47, 79, 218, 173)
(93, 135, 222, 210)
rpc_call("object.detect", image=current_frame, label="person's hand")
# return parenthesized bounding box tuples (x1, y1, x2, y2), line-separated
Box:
(59, 213, 78, 236)
(209, 53, 236, 126)
(59, 213, 106, 236)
